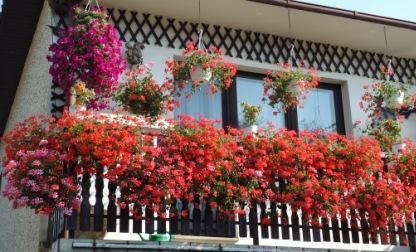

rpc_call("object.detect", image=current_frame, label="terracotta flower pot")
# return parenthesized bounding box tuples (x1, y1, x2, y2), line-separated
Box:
(190, 66, 212, 83)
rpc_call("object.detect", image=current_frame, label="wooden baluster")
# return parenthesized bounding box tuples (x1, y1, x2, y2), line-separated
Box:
(270, 202, 279, 239)
(205, 202, 213, 236)
(340, 216, 350, 243)
(158, 207, 167, 234)
(302, 213, 311, 242)
(322, 217, 331, 242)
(350, 210, 359, 243)
(106, 181, 117, 232)
(193, 197, 201, 236)
(79, 174, 91, 231)
(281, 204, 290, 239)
(94, 173, 104, 231)
(398, 225, 406, 246)
(291, 208, 300, 241)
(407, 221, 416, 250)
(388, 220, 397, 245)
(132, 204, 142, 233)
(331, 216, 341, 242)
(145, 205, 154, 234)
(169, 201, 178, 234)
(228, 212, 236, 238)
(181, 199, 190, 235)
(238, 203, 248, 238)
(260, 202, 269, 239)
(66, 169, 79, 238)
(359, 210, 370, 244)
(248, 203, 259, 245)
(119, 204, 130, 233)
(217, 211, 228, 237)
(312, 215, 322, 242)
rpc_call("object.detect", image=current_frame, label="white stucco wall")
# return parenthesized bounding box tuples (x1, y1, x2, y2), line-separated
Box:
(0, 1, 52, 252)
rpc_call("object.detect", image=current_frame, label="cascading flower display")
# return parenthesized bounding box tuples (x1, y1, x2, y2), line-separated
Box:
(165, 41, 237, 97)
(2, 116, 80, 215)
(263, 63, 320, 113)
(359, 67, 415, 152)
(48, 6, 126, 109)
(2, 111, 416, 237)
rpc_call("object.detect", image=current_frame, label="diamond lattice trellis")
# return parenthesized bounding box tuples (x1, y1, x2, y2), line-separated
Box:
(50, 8, 416, 116)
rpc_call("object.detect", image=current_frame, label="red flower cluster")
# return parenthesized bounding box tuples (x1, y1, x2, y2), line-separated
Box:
(2, 116, 79, 215)
(263, 63, 320, 113)
(3, 112, 416, 236)
(165, 41, 237, 97)
(113, 64, 178, 122)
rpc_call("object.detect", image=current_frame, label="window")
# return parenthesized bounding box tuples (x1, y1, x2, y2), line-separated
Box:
(235, 74, 285, 129)
(297, 84, 344, 133)
(174, 82, 222, 122)
(176, 72, 346, 134)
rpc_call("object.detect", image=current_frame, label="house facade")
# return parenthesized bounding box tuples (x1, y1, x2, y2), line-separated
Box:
(0, 0, 416, 251)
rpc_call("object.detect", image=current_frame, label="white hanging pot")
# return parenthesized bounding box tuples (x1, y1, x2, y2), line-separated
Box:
(387, 91, 404, 109)
(190, 66, 212, 83)
(243, 125, 258, 134)
(288, 80, 305, 95)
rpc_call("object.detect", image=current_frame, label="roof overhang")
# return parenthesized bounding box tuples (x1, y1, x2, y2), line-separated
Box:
(101, 0, 416, 59)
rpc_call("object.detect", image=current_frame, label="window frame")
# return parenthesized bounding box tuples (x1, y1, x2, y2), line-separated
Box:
(222, 71, 346, 134)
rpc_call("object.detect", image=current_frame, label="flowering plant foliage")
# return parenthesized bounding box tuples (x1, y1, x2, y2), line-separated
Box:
(116, 133, 170, 214)
(48, 6, 126, 109)
(363, 119, 402, 151)
(359, 67, 415, 152)
(263, 64, 320, 113)
(56, 111, 144, 179)
(240, 102, 262, 127)
(113, 64, 177, 122)
(3, 112, 416, 238)
(2, 116, 80, 215)
(70, 81, 95, 106)
(165, 41, 237, 96)
(360, 69, 414, 119)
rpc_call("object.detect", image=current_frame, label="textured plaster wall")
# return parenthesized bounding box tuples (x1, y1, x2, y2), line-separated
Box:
(0, 1, 52, 252)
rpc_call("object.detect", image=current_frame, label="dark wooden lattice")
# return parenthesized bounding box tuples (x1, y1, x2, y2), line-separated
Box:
(51, 8, 416, 117)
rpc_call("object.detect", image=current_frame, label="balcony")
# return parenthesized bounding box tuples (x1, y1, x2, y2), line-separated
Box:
(32, 112, 414, 252)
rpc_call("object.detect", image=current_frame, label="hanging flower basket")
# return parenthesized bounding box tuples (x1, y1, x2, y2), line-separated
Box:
(48, 5, 126, 109)
(113, 64, 177, 122)
(263, 64, 320, 113)
(69, 81, 94, 112)
(165, 41, 237, 97)
(360, 69, 414, 118)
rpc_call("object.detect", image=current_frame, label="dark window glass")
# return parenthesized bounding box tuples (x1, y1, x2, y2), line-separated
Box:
(174, 82, 222, 122)
(175, 72, 345, 134)
(236, 76, 285, 129)
(297, 88, 337, 132)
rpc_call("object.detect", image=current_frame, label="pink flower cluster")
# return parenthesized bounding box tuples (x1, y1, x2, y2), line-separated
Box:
(48, 6, 126, 108)
(2, 146, 80, 215)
